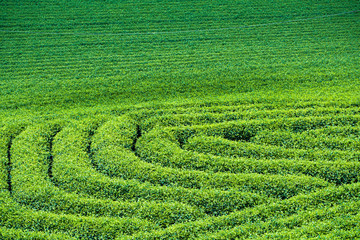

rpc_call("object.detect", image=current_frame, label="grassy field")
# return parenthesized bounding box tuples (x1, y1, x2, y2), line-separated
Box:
(1, 0, 360, 239)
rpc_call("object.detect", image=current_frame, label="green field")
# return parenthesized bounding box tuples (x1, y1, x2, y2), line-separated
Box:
(1, 0, 360, 239)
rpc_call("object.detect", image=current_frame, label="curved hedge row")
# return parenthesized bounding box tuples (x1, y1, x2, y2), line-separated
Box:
(0, 125, 25, 192)
(185, 134, 360, 162)
(0, 128, 10, 192)
(27, 119, 204, 227)
(200, 200, 360, 239)
(252, 128, 360, 151)
(0, 191, 154, 239)
(0, 226, 75, 240)
(137, 128, 332, 190)
(135, 128, 360, 185)
(122, 183, 360, 240)
(140, 106, 360, 133)
(2, 100, 359, 238)
(92, 117, 330, 200)
(310, 125, 360, 138)
(91, 116, 272, 215)
(0, 124, 155, 238)
(1, 0, 360, 237)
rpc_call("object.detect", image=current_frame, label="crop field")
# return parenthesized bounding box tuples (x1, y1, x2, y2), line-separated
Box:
(1, 0, 360, 239)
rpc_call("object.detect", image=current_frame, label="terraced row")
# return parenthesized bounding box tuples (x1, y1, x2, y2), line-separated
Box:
(1, 0, 359, 110)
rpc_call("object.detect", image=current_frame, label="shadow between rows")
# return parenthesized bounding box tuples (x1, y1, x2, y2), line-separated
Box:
(6, 126, 26, 195)
(7, 136, 13, 193)
(47, 128, 62, 180)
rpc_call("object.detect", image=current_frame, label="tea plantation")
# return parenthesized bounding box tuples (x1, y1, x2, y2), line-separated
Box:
(1, 0, 359, 239)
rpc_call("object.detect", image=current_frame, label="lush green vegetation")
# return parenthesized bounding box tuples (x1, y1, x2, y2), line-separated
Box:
(1, 0, 359, 239)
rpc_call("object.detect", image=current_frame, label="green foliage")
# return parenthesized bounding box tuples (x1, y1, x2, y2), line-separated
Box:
(3, 102, 358, 238)
(0, 128, 9, 192)
(0, 125, 26, 192)
(1, 0, 360, 238)
(140, 105, 360, 133)
(0, 192, 154, 239)
(136, 128, 331, 199)
(252, 128, 360, 151)
(178, 113, 360, 162)
(0, 226, 76, 240)
(199, 200, 360, 239)
(1, 0, 359, 113)
(122, 183, 360, 239)
(91, 117, 272, 214)
(9, 121, 205, 228)
(134, 128, 360, 185)
(51, 118, 205, 226)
